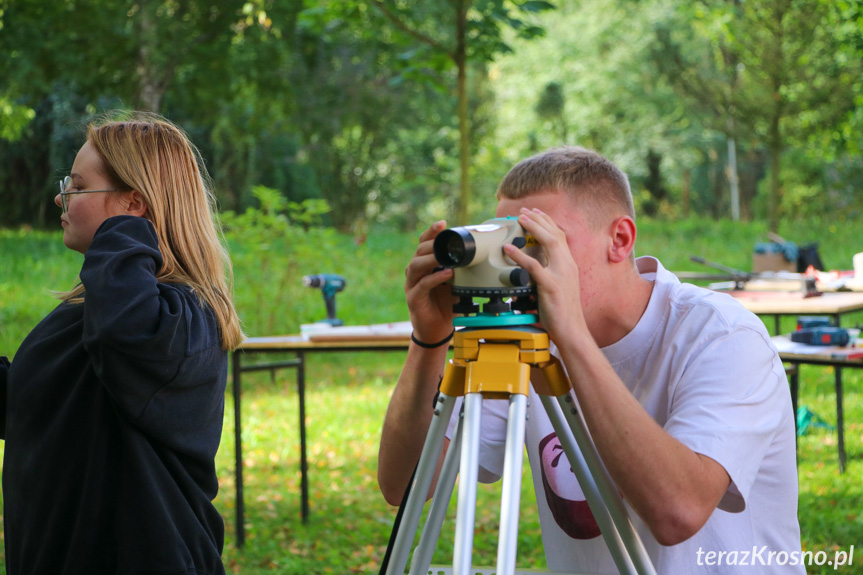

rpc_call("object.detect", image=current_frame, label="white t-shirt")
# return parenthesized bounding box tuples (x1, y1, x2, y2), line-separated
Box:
(446, 256, 804, 574)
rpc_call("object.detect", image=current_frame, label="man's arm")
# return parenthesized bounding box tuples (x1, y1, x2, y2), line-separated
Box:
(378, 221, 457, 506)
(378, 344, 451, 505)
(506, 208, 731, 546)
(554, 340, 731, 545)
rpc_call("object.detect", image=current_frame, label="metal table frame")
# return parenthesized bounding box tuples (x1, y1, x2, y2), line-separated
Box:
(731, 292, 863, 473)
(230, 336, 411, 547)
(773, 336, 863, 474)
(728, 290, 863, 335)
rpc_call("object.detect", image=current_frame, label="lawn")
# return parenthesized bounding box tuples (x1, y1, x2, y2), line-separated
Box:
(1, 215, 861, 574)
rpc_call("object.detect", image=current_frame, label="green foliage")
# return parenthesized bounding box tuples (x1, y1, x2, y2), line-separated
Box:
(2, 0, 863, 237)
(219, 186, 412, 335)
(0, 228, 82, 356)
(220, 187, 341, 335)
(365, 0, 555, 223)
(0, 99, 34, 142)
(648, 0, 863, 229)
(287, 1, 465, 230)
(466, 0, 554, 60)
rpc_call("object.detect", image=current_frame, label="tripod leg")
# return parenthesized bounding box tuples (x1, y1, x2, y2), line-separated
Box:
(385, 392, 457, 575)
(539, 394, 636, 574)
(496, 393, 528, 575)
(453, 392, 483, 574)
(408, 406, 464, 575)
(543, 394, 657, 575)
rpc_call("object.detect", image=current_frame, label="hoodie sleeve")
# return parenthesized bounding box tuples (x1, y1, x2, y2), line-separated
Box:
(79, 216, 224, 442)
(0, 356, 8, 440)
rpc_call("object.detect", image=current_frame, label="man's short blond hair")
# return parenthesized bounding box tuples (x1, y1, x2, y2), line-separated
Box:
(497, 146, 635, 227)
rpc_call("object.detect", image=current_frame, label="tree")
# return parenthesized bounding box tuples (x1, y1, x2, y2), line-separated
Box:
(131, 0, 245, 112)
(0, 0, 244, 114)
(0, 0, 460, 229)
(535, 82, 568, 143)
(272, 2, 459, 231)
(0, 0, 267, 225)
(651, 0, 860, 231)
(368, 0, 554, 224)
(487, 0, 710, 219)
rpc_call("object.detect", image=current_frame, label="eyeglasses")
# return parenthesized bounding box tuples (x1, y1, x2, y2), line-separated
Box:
(58, 176, 123, 213)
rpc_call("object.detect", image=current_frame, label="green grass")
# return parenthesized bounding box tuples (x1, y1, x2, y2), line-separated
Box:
(1, 217, 862, 574)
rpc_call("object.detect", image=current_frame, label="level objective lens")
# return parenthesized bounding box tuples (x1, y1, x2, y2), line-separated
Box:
(433, 228, 476, 267)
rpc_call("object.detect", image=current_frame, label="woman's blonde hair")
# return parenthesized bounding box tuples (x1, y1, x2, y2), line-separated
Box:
(60, 111, 244, 350)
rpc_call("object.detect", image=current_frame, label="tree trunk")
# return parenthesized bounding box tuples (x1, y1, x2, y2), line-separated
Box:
(681, 168, 690, 218)
(726, 118, 740, 221)
(708, 148, 722, 219)
(739, 147, 765, 222)
(766, 0, 786, 233)
(135, 0, 169, 112)
(455, 1, 470, 225)
(768, 114, 782, 233)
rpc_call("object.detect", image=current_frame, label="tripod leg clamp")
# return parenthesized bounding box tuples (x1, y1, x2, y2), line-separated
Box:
(443, 342, 531, 399)
(533, 357, 573, 396)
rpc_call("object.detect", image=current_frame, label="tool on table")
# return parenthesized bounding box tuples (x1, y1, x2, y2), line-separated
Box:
(791, 316, 850, 346)
(303, 273, 346, 326)
(681, 256, 820, 297)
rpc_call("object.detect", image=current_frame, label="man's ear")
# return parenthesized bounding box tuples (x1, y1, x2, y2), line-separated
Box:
(123, 190, 148, 217)
(607, 216, 636, 263)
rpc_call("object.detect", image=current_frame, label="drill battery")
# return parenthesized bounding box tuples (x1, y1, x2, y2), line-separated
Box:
(796, 316, 832, 331)
(790, 326, 850, 346)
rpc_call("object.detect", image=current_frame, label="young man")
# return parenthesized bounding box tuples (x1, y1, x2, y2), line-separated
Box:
(377, 147, 804, 573)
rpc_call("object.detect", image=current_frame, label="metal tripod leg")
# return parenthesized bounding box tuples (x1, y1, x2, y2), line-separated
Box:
(496, 393, 528, 574)
(384, 392, 457, 575)
(408, 406, 464, 575)
(453, 392, 483, 574)
(541, 394, 657, 575)
(452, 391, 530, 575)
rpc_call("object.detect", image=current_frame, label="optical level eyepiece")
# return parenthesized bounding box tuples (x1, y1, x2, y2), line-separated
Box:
(433, 228, 477, 267)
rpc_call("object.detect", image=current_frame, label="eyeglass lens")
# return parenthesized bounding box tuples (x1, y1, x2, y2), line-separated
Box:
(59, 177, 72, 211)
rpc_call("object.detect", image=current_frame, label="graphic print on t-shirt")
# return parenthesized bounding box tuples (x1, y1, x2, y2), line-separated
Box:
(538, 431, 601, 539)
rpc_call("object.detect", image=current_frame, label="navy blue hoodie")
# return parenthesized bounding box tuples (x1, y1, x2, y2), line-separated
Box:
(1, 216, 227, 575)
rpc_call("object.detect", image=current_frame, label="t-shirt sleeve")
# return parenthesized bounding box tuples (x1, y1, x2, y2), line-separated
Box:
(663, 326, 789, 512)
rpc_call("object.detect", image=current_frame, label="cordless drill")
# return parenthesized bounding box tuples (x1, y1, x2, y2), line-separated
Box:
(303, 274, 347, 326)
(791, 316, 850, 346)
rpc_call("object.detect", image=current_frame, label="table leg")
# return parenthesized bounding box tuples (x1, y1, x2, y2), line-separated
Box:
(232, 350, 246, 548)
(835, 367, 846, 473)
(787, 363, 799, 451)
(298, 351, 310, 522)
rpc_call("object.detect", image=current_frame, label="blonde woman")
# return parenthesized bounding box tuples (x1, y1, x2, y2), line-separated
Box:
(0, 113, 242, 575)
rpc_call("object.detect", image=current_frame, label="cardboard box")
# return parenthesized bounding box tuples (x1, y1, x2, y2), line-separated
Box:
(753, 252, 797, 273)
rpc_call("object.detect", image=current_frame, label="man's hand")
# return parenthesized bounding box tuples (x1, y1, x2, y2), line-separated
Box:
(378, 221, 457, 505)
(503, 208, 589, 344)
(405, 220, 457, 343)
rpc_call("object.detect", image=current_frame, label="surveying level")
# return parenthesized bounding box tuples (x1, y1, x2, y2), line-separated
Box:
(381, 312, 657, 574)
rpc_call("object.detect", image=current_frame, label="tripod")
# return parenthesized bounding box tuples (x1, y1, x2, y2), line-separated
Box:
(383, 321, 658, 575)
